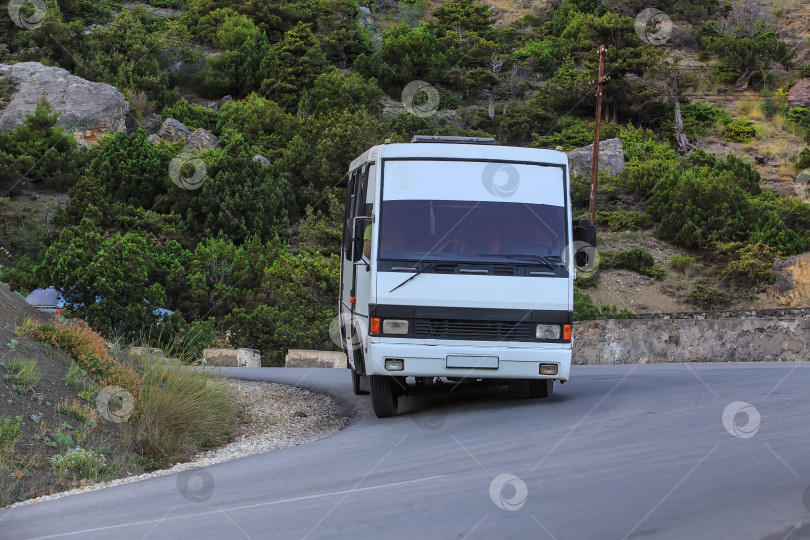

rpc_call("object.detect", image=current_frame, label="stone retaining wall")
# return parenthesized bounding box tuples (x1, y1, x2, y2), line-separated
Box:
(573, 310, 810, 364)
(203, 348, 261, 367)
(285, 349, 347, 369)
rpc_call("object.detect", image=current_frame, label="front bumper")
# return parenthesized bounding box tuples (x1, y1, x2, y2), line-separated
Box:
(365, 338, 571, 380)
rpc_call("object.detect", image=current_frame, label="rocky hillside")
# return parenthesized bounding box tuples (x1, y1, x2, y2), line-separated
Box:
(0, 0, 809, 358)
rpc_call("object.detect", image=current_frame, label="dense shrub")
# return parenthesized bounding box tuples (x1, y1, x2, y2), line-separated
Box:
(79, 129, 176, 212)
(574, 272, 600, 288)
(75, 10, 176, 106)
(532, 117, 596, 150)
(647, 163, 756, 248)
(140, 315, 216, 364)
(160, 98, 219, 131)
(787, 107, 809, 125)
(797, 148, 810, 172)
(225, 249, 340, 364)
(663, 102, 732, 139)
(184, 134, 295, 243)
(667, 254, 695, 273)
(595, 210, 652, 231)
(699, 19, 793, 85)
(599, 247, 665, 280)
(719, 242, 778, 286)
(0, 98, 85, 195)
(42, 222, 176, 336)
(355, 23, 459, 92)
(573, 286, 634, 321)
(570, 174, 591, 208)
(215, 94, 297, 159)
(688, 282, 731, 308)
(723, 118, 757, 143)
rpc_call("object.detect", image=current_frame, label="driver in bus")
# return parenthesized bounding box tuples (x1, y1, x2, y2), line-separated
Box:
(456, 219, 500, 256)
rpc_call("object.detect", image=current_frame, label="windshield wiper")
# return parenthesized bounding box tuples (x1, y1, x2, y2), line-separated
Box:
(496, 254, 561, 269)
(389, 262, 438, 293)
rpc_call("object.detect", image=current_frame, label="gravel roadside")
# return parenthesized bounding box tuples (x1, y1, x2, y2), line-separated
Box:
(6, 378, 349, 508)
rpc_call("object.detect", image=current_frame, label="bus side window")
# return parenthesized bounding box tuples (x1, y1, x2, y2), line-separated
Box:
(361, 164, 376, 258)
(343, 169, 358, 261)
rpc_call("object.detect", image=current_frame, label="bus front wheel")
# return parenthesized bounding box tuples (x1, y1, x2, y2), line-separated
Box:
(529, 379, 553, 398)
(509, 379, 553, 399)
(369, 375, 398, 418)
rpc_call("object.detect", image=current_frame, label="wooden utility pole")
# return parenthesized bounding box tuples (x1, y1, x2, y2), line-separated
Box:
(589, 45, 607, 226)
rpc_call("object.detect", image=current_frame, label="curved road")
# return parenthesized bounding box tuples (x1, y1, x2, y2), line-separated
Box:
(2, 364, 810, 540)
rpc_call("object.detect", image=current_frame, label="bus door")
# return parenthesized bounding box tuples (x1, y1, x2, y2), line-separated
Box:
(341, 163, 375, 368)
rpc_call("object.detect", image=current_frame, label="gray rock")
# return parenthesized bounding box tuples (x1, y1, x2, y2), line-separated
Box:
(566, 138, 626, 178)
(774, 270, 794, 293)
(183, 128, 219, 151)
(0, 61, 129, 146)
(787, 79, 810, 109)
(147, 134, 160, 144)
(207, 95, 233, 109)
(158, 117, 191, 142)
(253, 154, 271, 165)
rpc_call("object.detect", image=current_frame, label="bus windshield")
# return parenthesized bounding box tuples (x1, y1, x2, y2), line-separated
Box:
(379, 160, 567, 262)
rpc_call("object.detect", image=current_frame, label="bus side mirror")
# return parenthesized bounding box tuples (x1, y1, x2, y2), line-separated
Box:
(572, 219, 597, 268)
(351, 216, 371, 263)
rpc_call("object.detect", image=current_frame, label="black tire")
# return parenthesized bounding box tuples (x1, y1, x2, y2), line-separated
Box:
(528, 379, 553, 398)
(351, 369, 368, 395)
(369, 375, 398, 418)
(509, 379, 553, 399)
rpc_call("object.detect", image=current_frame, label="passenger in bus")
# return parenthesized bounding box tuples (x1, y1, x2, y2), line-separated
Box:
(363, 223, 372, 258)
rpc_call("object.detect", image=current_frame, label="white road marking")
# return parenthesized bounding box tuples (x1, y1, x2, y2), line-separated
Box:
(24, 474, 450, 539)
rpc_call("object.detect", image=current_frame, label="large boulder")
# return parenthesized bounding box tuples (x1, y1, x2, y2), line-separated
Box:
(158, 117, 191, 142)
(253, 154, 270, 165)
(787, 79, 810, 109)
(0, 62, 129, 146)
(183, 128, 219, 151)
(566, 138, 625, 178)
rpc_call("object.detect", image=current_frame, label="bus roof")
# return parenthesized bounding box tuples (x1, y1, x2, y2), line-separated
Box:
(349, 143, 568, 172)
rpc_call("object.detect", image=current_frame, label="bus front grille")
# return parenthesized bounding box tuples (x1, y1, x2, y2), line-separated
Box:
(412, 319, 532, 341)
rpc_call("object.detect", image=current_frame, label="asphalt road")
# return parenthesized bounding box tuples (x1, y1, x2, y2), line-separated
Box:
(2, 363, 810, 540)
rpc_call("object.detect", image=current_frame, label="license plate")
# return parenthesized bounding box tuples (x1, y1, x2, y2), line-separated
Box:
(446, 355, 499, 369)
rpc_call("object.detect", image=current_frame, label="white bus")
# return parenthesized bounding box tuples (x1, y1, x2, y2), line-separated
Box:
(339, 136, 576, 418)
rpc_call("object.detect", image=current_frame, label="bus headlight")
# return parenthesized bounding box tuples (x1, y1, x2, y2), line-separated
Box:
(536, 324, 561, 340)
(382, 319, 409, 335)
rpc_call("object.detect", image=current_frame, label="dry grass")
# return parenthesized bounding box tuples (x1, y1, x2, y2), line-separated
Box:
(124, 356, 239, 467)
(772, 114, 786, 133)
(779, 163, 798, 180)
(734, 100, 757, 117)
